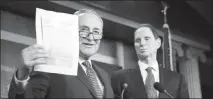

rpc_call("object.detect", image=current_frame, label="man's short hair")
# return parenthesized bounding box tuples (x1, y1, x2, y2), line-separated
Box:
(74, 9, 103, 24)
(134, 24, 160, 39)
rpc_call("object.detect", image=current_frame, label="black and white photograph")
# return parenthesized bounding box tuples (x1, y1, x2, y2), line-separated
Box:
(1, 0, 213, 99)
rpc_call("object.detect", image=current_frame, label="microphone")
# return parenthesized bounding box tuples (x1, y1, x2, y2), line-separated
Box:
(154, 82, 174, 99)
(161, 1, 169, 9)
(121, 83, 128, 99)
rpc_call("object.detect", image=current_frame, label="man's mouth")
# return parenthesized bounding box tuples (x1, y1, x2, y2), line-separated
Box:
(83, 43, 95, 47)
(140, 49, 146, 52)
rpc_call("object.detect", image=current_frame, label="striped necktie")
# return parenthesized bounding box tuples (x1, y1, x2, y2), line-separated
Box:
(82, 61, 103, 99)
(145, 67, 157, 98)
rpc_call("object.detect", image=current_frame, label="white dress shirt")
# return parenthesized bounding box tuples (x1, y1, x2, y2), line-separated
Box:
(14, 58, 104, 93)
(14, 72, 30, 94)
(138, 60, 160, 97)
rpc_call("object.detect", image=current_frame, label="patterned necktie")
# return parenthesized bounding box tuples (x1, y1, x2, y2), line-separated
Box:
(82, 61, 103, 99)
(145, 67, 157, 98)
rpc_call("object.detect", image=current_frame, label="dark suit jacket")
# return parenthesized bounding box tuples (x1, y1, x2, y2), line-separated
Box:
(111, 66, 189, 99)
(8, 61, 114, 99)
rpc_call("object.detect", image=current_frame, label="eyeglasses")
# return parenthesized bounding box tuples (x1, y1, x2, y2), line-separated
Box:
(79, 29, 103, 40)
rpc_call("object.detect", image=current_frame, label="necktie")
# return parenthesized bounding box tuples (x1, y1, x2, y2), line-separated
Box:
(82, 61, 103, 99)
(145, 67, 157, 98)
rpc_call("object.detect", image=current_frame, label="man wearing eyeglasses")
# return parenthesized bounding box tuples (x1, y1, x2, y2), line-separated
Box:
(8, 9, 114, 99)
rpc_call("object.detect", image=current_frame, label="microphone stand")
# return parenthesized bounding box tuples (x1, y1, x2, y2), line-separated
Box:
(164, 90, 174, 99)
(121, 83, 128, 99)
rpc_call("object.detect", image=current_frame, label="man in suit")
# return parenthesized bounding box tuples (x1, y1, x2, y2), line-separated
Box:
(111, 24, 189, 99)
(8, 9, 114, 99)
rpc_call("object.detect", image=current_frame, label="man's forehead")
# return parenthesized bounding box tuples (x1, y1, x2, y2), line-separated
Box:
(135, 27, 153, 36)
(79, 13, 102, 22)
(79, 12, 95, 17)
(80, 13, 102, 23)
(78, 14, 102, 31)
(136, 27, 152, 33)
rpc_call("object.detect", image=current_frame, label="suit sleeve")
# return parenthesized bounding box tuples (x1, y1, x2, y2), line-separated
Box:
(178, 74, 190, 98)
(111, 71, 122, 99)
(8, 69, 30, 99)
(8, 75, 24, 99)
(24, 71, 50, 99)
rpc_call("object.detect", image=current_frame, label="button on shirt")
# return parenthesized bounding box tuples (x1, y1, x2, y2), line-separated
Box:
(78, 58, 104, 92)
(138, 60, 160, 97)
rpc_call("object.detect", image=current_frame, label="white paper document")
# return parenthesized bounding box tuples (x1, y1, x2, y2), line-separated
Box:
(34, 8, 79, 76)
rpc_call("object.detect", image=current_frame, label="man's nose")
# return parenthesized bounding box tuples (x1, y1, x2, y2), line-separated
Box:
(87, 32, 95, 40)
(140, 39, 146, 46)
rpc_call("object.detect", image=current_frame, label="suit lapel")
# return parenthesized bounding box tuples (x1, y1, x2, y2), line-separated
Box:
(76, 64, 98, 98)
(134, 68, 148, 98)
(92, 63, 106, 87)
(92, 62, 108, 98)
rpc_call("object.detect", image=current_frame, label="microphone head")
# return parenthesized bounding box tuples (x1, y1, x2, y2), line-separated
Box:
(154, 82, 165, 93)
(123, 83, 128, 88)
(161, 1, 169, 8)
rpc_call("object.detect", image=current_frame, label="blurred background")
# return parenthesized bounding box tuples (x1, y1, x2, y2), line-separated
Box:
(1, 0, 213, 98)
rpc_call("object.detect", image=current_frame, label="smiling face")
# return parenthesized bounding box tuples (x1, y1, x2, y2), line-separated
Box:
(78, 13, 103, 59)
(134, 27, 161, 59)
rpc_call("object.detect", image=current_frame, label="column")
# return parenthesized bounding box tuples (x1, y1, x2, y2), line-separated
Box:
(116, 41, 124, 69)
(178, 45, 207, 98)
(172, 49, 177, 71)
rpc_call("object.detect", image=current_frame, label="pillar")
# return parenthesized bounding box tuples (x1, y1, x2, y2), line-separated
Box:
(178, 45, 207, 98)
(116, 41, 124, 69)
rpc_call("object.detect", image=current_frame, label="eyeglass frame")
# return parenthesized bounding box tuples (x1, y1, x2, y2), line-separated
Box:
(79, 30, 103, 40)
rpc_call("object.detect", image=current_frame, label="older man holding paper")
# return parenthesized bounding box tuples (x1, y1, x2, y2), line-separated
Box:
(8, 9, 114, 99)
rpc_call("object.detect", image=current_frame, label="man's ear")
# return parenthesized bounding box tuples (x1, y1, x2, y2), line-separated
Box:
(156, 38, 161, 49)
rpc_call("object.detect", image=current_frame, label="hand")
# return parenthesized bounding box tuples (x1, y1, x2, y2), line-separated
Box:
(17, 44, 49, 80)
(21, 44, 49, 70)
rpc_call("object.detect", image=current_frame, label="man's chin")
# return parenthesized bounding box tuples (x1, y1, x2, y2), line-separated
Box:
(80, 51, 96, 58)
(139, 53, 149, 57)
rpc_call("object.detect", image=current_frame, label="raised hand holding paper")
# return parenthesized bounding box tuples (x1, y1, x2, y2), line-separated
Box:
(35, 8, 79, 76)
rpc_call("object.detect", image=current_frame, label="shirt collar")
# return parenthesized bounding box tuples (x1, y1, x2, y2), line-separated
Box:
(79, 56, 92, 65)
(138, 60, 158, 71)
